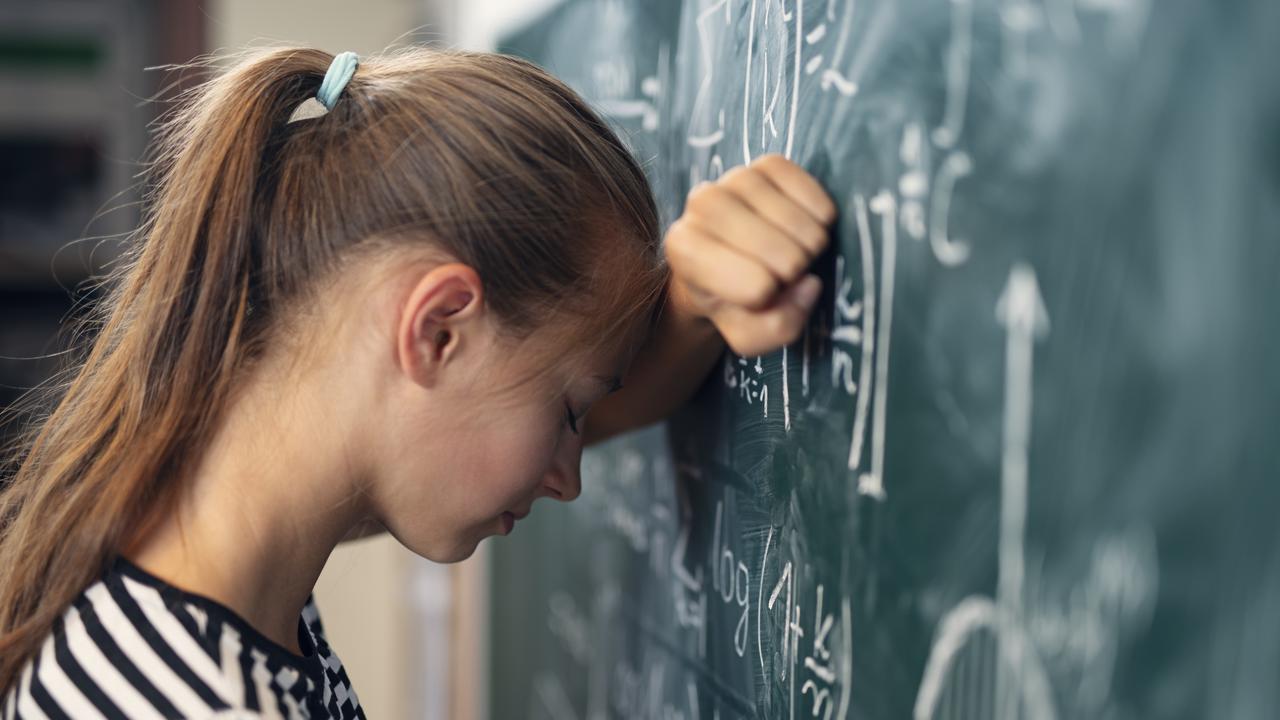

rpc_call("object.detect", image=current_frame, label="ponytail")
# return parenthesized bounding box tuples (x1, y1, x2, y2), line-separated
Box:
(0, 48, 334, 693)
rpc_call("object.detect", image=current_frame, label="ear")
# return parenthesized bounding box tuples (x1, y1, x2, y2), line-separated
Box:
(396, 263, 485, 388)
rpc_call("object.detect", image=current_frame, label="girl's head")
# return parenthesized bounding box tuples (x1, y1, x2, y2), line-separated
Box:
(0, 46, 665, 689)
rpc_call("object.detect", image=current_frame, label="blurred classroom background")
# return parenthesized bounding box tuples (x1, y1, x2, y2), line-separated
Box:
(0, 0, 566, 717)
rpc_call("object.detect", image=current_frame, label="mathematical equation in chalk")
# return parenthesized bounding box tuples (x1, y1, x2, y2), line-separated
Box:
(569, 0, 1151, 512)
(536, 446, 857, 720)
(517, 0, 1166, 718)
(679, 0, 982, 508)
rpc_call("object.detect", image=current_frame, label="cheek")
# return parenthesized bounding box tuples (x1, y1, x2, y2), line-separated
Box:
(404, 428, 561, 563)
(471, 409, 562, 503)
(379, 405, 561, 561)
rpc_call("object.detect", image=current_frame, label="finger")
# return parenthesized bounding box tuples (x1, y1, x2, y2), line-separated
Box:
(712, 275, 823, 356)
(684, 182, 813, 284)
(718, 165, 832, 259)
(751, 155, 839, 225)
(665, 218, 780, 310)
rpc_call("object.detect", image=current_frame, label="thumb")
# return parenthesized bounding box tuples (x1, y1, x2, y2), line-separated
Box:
(784, 274, 822, 311)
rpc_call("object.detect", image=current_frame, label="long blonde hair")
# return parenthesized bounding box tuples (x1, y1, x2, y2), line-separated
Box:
(0, 46, 665, 692)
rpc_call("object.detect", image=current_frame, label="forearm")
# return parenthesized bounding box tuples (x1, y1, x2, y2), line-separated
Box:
(584, 279, 724, 445)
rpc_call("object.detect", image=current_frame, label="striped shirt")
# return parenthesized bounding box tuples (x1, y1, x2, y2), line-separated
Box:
(2, 558, 364, 719)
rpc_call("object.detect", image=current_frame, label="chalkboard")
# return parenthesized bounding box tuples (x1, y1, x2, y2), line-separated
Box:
(487, 0, 1280, 718)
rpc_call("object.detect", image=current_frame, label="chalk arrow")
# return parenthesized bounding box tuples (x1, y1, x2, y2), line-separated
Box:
(993, 261, 1048, 720)
(995, 262, 1049, 338)
(993, 261, 1048, 619)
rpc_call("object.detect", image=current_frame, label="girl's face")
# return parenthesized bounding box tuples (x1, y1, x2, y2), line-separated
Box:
(365, 262, 638, 563)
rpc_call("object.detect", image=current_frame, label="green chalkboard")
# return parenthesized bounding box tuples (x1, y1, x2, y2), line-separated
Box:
(487, 0, 1280, 718)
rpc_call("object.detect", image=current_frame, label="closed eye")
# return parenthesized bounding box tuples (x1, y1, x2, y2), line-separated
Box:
(564, 402, 580, 435)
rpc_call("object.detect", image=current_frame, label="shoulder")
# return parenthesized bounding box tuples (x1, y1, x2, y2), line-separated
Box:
(3, 559, 364, 719)
(3, 567, 238, 718)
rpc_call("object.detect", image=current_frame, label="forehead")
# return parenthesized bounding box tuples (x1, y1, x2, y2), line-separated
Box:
(553, 312, 650, 392)
(486, 318, 631, 400)
(595, 309, 650, 374)
(498, 253, 661, 395)
(556, 339, 632, 393)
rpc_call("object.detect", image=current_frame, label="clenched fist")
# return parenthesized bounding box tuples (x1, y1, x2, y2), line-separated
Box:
(665, 154, 837, 357)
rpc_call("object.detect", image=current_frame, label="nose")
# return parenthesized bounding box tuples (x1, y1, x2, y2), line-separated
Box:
(542, 432, 584, 502)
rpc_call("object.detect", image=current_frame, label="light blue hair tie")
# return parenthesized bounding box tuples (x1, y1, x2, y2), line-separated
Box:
(316, 51, 359, 110)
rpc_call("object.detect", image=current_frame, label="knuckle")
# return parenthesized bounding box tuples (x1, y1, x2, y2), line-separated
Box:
(807, 190, 838, 224)
(720, 166, 752, 186)
(664, 223, 693, 260)
(783, 253, 809, 279)
(686, 181, 720, 211)
(819, 196, 839, 223)
(767, 250, 802, 282)
(806, 227, 830, 254)
(664, 220, 685, 246)
(721, 166, 763, 196)
(754, 153, 788, 172)
(767, 234, 810, 276)
(783, 207, 810, 229)
(741, 279, 774, 309)
(683, 189, 704, 214)
(738, 287, 764, 309)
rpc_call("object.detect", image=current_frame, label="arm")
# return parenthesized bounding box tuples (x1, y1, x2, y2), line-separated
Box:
(585, 155, 836, 445)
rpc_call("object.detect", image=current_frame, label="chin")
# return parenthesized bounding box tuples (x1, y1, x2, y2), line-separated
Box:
(389, 526, 481, 565)
(439, 543, 479, 564)
(417, 536, 482, 565)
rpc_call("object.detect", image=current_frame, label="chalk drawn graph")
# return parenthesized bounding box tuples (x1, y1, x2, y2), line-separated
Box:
(913, 263, 1055, 720)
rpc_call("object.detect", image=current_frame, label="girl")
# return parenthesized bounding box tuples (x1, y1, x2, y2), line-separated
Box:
(0, 46, 834, 718)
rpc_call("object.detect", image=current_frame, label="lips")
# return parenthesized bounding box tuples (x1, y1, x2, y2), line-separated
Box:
(500, 511, 515, 535)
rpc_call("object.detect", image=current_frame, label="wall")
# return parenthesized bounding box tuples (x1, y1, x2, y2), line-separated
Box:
(208, 0, 434, 56)
(452, 0, 564, 51)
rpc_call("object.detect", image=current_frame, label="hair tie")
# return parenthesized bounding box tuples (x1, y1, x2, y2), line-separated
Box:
(316, 51, 359, 110)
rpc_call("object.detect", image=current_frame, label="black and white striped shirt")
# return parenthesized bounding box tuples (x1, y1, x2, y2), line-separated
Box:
(2, 558, 364, 719)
